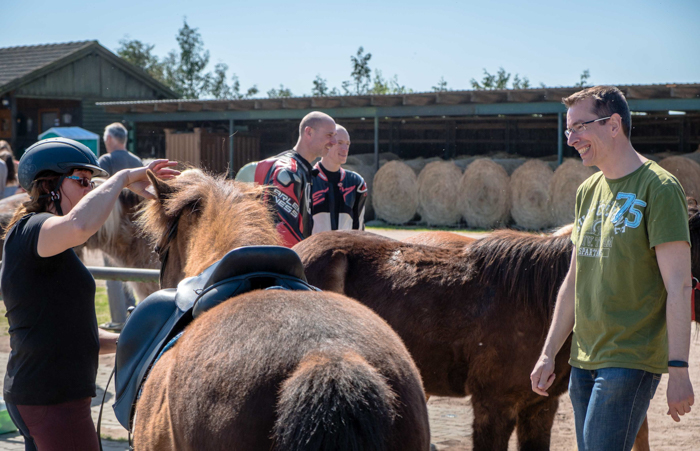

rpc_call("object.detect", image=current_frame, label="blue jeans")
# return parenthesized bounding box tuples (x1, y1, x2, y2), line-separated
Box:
(569, 366, 662, 451)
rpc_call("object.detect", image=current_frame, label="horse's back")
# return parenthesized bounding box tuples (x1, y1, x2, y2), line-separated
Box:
(135, 288, 430, 451)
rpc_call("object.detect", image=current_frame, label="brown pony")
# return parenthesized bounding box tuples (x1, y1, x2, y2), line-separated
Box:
(0, 184, 159, 300)
(294, 208, 700, 451)
(132, 169, 430, 451)
(403, 231, 476, 248)
(399, 224, 651, 451)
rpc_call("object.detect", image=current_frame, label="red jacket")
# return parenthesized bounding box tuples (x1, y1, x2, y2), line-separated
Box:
(254, 150, 315, 247)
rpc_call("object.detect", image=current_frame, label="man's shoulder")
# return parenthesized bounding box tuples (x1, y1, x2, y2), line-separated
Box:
(342, 168, 366, 185)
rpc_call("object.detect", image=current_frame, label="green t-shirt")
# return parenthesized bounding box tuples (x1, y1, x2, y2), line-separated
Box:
(570, 160, 690, 373)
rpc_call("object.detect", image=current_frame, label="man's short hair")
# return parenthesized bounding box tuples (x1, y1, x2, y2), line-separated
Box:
(298, 112, 334, 137)
(336, 124, 348, 135)
(104, 122, 128, 144)
(563, 86, 632, 139)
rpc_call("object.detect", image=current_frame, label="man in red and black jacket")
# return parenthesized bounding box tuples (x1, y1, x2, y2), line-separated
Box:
(312, 125, 367, 233)
(254, 112, 337, 247)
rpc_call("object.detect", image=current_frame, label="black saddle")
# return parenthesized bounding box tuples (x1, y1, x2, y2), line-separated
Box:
(113, 245, 319, 430)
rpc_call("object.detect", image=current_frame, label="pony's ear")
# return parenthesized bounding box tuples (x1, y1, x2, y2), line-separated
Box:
(148, 170, 173, 202)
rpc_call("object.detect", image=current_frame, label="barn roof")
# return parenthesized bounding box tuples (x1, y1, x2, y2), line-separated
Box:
(0, 40, 177, 98)
(97, 83, 700, 122)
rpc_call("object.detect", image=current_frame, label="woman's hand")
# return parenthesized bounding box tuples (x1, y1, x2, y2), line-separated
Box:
(125, 159, 180, 199)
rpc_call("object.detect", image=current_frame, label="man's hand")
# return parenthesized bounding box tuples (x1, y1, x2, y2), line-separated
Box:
(530, 355, 556, 396)
(667, 367, 694, 421)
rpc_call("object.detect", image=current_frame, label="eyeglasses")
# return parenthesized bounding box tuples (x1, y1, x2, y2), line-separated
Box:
(65, 175, 95, 189)
(564, 116, 611, 138)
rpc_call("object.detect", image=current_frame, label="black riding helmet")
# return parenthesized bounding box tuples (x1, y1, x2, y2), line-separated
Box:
(18, 138, 109, 215)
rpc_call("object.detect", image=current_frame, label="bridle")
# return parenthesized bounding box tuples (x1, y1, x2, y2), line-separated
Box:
(155, 214, 181, 288)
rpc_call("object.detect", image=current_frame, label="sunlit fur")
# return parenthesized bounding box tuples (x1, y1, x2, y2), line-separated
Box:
(132, 168, 430, 451)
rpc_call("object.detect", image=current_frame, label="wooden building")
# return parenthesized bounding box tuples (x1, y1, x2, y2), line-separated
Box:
(99, 84, 700, 175)
(0, 41, 177, 156)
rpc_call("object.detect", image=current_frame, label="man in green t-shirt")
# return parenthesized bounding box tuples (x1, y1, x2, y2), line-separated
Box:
(530, 86, 694, 450)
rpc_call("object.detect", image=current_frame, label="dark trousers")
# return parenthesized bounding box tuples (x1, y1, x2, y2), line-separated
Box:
(6, 398, 99, 451)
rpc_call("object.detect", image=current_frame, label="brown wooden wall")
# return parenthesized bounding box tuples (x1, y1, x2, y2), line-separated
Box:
(165, 128, 260, 174)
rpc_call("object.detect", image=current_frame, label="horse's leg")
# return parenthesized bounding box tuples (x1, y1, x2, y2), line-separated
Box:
(470, 394, 516, 451)
(631, 416, 650, 451)
(515, 397, 559, 451)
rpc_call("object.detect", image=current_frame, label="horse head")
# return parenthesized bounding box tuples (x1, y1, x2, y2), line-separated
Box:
(138, 169, 281, 288)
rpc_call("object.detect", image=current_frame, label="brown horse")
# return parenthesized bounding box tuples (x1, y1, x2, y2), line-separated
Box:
(403, 231, 476, 248)
(132, 169, 430, 451)
(0, 184, 159, 300)
(294, 208, 700, 451)
(400, 224, 651, 451)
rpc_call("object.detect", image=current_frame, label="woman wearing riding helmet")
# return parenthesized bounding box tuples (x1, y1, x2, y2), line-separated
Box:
(0, 138, 178, 451)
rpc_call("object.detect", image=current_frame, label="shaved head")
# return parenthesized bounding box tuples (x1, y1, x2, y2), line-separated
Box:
(299, 111, 335, 137)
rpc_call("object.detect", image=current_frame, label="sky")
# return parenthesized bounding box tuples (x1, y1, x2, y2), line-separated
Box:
(3, 0, 699, 97)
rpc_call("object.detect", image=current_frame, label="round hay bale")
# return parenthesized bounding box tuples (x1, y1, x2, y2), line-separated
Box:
(417, 160, 463, 225)
(658, 156, 700, 200)
(510, 160, 555, 230)
(681, 152, 700, 166)
(549, 159, 597, 226)
(404, 157, 440, 176)
(351, 152, 399, 166)
(453, 156, 477, 171)
(492, 158, 526, 176)
(458, 158, 510, 228)
(372, 161, 418, 224)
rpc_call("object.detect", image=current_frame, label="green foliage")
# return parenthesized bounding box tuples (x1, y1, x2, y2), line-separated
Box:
(167, 19, 212, 99)
(432, 77, 449, 92)
(267, 84, 293, 98)
(574, 69, 591, 88)
(312, 75, 329, 96)
(471, 67, 530, 90)
(117, 37, 166, 83)
(348, 46, 372, 95)
(512, 74, 530, 89)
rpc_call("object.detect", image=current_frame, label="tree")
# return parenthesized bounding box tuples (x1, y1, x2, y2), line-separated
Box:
(209, 63, 232, 99)
(312, 75, 329, 96)
(230, 74, 259, 99)
(432, 77, 448, 92)
(369, 70, 390, 95)
(117, 37, 165, 83)
(574, 69, 591, 88)
(163, 19, 212, 99)
(349, 46, 372, 95)
(512, 74, 530, 89)
(267, 84, 293, 98)
(471, 67, 531, 90)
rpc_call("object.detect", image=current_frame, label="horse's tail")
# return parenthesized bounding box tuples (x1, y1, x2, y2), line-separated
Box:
(273, 349, 397, 451)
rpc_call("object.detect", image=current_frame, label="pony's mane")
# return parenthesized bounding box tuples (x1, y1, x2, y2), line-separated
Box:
(137, 169, 281, 273)
(468, 229, 573, 319)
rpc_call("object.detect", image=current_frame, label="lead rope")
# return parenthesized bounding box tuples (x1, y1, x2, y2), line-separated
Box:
(97, 306, 136, 451)
(96, 367, 116, 451)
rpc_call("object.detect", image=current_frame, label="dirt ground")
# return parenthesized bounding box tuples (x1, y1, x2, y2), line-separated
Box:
(372, 228, 700, 450)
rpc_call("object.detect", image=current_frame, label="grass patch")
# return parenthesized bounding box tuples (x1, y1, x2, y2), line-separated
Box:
(0, 287, 111, 336)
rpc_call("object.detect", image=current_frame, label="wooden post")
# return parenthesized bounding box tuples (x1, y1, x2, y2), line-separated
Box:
(128, 121, 136, 155)
(557, 113, 563, 166)
(228, 119, 235, 178)
(374, 115, 379, 171)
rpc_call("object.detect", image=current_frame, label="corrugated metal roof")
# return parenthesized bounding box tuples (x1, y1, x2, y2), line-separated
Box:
(97, 83, 700, 115)
(0, 41, 96, 88)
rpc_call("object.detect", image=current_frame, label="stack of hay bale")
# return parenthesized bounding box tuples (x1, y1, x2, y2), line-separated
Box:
(364, 152, 700, 230)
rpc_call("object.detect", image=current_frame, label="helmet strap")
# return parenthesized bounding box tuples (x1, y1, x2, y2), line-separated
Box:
(37, 175, 66, 216)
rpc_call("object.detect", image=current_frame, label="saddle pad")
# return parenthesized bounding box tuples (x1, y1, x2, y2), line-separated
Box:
(113, 245, 318, 430)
